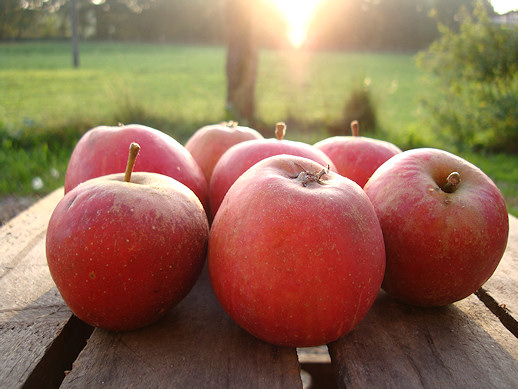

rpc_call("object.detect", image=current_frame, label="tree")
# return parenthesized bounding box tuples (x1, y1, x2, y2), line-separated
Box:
(225, 0, 258, 124)
(417, 3, 518, 153)
(308, 0, 488, 51)
(71, 0, 79, 67)
(0, 0, 37, 40)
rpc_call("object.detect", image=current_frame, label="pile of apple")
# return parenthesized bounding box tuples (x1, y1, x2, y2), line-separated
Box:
(46, 121, 509, 348)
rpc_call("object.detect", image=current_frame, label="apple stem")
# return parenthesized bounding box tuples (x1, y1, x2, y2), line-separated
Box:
(223, 120, 238, 127)
(275, 122, 286, 141)
(293, 163, 329, 187)
(351, 120, 360, 137)
(124, 142, 141, 182)
(440, 172, 461, 193)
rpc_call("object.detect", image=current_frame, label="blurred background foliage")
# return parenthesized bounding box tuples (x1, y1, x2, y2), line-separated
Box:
(0, 0, 491, 50)
(1, 0, 516, 155)
(417, 3, 518, 153)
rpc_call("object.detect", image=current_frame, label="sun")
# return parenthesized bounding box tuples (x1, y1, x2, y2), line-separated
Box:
(491, 0, 518, 14)
(269, 0, 321, 48)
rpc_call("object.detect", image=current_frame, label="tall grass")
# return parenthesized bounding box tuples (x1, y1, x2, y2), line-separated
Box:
(1, 41, 516, 216)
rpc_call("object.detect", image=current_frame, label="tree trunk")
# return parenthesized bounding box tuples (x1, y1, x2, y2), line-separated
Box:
(71, 0, 79, 68)
(225, 0, 258, 125)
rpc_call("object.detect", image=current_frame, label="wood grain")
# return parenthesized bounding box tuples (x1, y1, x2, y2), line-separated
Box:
(328, 291, 518, 389)
(3, 187, 518, 389)
(329, 218, 518, 389)
(61, 267, 302, 389)
(1, 188, 62, 281)
(0, 189, 92, 389)
(477, 214, 518, 335)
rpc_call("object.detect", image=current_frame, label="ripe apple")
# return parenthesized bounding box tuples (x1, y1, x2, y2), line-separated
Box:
(208, 122, 337, 219)
(184, 121, 264, 184)
(208, 154, 386, 347)
(363, 148, 509, 307)
(314, 120, 402, 187)
(47, 143, 209, 331)
(64, 123, 208, 211)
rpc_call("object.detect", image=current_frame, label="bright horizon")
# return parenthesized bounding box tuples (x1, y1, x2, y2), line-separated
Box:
(270, 0, 517, 48)
(268, 0, 321, 47)
(491, 0, 518, 14)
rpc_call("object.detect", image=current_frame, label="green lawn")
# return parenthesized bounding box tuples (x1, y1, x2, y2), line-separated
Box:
(0, 42, 227, 136)
(257, 50, 426, 140)
(1, 42, 425, 141)
(1, 41, 516, 216)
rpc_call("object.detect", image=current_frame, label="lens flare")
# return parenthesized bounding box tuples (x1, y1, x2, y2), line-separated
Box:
(270, 0, 321, 47)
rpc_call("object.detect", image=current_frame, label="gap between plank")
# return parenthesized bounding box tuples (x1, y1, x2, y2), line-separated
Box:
(21, 315, 94, 389)
(475, 287, 518, 339)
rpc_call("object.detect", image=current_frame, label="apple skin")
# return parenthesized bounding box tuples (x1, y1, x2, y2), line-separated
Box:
(46, 172, 209, 331)
(209, 137, 337, 220)
(184, 122, 264, 184)
(363, 148, 509, 307)
(64, 124, 208, 210)
(314, 133, 401, 188)
(208, 155, 386, 347)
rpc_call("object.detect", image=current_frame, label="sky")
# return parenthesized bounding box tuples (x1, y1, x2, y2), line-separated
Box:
(491, 0, 518, 14)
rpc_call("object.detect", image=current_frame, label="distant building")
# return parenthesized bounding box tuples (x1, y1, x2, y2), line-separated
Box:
(492, 10, 518, 25)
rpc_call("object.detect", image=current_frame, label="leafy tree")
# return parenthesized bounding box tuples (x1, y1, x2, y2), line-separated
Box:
(308, 0, 482, 51)
(417, 3, 518, 153)
(225, 0, 258, 123)
(0, 0, 493, 51)
(0, 0, 38, 40)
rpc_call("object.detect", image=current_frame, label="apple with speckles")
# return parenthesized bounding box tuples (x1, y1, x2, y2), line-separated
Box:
(209, 122, 337, 220)
(64, 123, 208, 211)
(208, 154, 385, 347)
(184, 121, 264, 185)
(364, 148, 509, 307)
(46, 143, 209, 331)
(314, 120, 402, 188)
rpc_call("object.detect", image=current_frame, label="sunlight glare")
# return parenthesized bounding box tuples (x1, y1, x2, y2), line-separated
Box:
(270, 0, 321, 48)
(491, 0, 518, 14)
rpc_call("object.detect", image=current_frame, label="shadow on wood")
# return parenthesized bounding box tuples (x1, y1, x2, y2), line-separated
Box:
(61, 267, 302, 388)
(328, 290, 518, 388)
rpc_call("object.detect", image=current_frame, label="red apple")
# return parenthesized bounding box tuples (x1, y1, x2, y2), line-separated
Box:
(47, 143, 209, 331)
(184, 121, 264, 184)
(314, 120, 402, 187)
(208, 155, 386, 347)
(64, 123, 208, 210)
(363, 148, 509, 307)
(209, 122, 337, 219)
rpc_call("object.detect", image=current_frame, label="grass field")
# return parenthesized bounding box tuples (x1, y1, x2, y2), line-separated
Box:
(0, 41, 424, 141)
(1, 41, 516, 216)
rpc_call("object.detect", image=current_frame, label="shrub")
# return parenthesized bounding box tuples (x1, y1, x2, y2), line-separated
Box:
(342, 83, 377, 136)
(417, 4, 518, 153)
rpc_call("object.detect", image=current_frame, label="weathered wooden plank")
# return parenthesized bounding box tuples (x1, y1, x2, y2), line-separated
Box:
(328, 214, 518, 389)
(61, 266, 302, 389)
(1, 189, 62, 280)
(0, 188, 92, 389)
(4, 186, 517, 389)
(477, 214, 518, 335)
(328, 291, 518, 389)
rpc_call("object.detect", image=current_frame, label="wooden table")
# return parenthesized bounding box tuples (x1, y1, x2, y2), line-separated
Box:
(1, 188, 518, 388)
